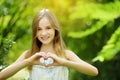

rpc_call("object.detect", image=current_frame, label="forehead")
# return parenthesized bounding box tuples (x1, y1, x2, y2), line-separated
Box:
(38, 17, 51, 28)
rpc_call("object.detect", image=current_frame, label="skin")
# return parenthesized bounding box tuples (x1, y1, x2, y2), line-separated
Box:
(0, 17, 98, 80)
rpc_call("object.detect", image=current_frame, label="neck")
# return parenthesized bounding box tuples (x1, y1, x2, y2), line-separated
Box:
(40, 42, 54, 53)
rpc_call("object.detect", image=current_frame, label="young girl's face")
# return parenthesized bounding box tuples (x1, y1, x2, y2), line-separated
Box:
(37, 17, 55, 45)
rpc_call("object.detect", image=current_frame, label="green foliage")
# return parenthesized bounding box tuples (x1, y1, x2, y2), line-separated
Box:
(0, 0, 30, 67)
(68, 1, 120, 38)
(0, 37, 15, 70)
(69, 1, 120, 20)
(67, 1, 120, 62)
(93, 26, 120, 62)
(68, 20, 108, 38)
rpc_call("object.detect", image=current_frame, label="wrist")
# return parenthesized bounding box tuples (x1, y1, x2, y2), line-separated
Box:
(24, 59, 31, 66)
(62, 59, 69, 66)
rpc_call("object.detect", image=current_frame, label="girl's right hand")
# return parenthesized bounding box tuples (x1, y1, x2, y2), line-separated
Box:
(26, 52, 46, 65)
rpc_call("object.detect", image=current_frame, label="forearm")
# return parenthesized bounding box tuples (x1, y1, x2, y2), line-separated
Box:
(63, 60, 98, 76)
(0, 59, 30, 80)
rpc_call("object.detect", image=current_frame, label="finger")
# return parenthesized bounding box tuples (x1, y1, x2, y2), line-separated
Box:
(40, 52, 48, 58)
(47, 52, 54, 58)
(36, 52, 46, 58)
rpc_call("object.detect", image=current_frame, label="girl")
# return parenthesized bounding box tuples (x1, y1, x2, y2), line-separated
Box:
(0, 9, 98, 80)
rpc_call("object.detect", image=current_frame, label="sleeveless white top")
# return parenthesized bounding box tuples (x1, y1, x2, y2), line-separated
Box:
(29, 65, 69, 80)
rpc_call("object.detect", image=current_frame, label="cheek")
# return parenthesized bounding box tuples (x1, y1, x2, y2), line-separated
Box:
(51, 30, 55, 36)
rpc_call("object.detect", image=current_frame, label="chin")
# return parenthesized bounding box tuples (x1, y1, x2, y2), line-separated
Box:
(41, 41, 51, 44)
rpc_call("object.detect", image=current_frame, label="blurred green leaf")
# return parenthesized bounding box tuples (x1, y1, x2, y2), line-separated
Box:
(93, 26, 120, 62)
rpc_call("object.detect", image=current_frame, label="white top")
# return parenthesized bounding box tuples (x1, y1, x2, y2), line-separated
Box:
(29, 65, 69, 80)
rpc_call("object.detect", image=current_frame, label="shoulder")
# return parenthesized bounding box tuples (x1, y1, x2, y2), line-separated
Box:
(21, 50, 30, 57)
(65, 49, 81, 62)
(65, 49, 72, 54)
(65, 50, 77, 59)
(22, 50, 32, 58)
(65, 49, 76, 55)
(22, 50, 30, 54)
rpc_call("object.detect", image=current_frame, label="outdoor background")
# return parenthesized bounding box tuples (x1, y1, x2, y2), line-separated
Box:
(0, 0, 120, 80)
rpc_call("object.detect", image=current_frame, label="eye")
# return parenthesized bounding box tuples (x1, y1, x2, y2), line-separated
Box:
(46, 26, 51, 29)
(37, 28, 41, 30)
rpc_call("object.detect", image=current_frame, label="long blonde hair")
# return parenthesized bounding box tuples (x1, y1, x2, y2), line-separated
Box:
(27, 9, 66, 70)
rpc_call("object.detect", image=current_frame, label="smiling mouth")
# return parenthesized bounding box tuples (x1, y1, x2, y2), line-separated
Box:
(41, 36, 49, 41)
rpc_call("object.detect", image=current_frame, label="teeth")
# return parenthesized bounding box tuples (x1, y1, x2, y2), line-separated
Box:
(41, 37, 49, 40)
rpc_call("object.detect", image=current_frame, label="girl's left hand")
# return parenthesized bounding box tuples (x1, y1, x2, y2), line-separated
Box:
(46, 52, 67, 66)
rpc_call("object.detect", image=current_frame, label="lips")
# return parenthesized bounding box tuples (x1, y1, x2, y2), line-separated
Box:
(41, 36, 49, 41)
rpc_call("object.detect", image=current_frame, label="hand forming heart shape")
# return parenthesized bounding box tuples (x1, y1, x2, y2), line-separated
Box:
(39, 57, 54, 65)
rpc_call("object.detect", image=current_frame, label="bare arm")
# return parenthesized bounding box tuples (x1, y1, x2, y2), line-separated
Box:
(64, 50, 98, 76)
(47, 50, 98, 76)
(0, 51, 45, 80)
(0, 59, 30, 80)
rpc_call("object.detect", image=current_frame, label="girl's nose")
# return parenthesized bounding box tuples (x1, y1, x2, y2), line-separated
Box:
(41, 30, 47, 35)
